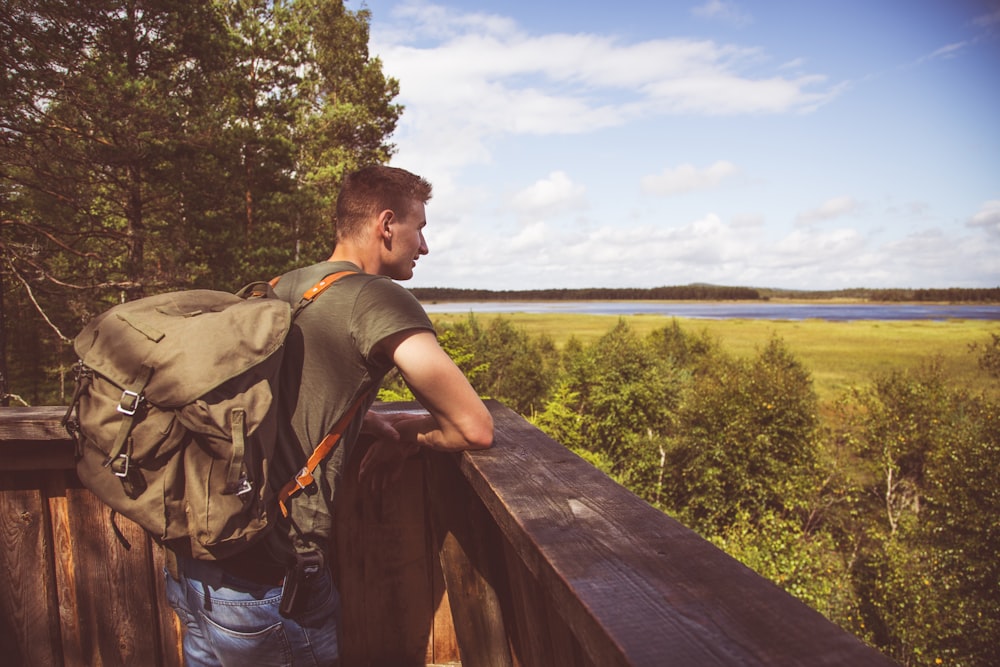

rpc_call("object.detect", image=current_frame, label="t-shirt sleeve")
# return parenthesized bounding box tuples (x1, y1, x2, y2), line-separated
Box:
(351, 277, 435, 361)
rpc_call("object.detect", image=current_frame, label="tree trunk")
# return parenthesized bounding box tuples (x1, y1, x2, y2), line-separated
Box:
(125, 162, 145, 301)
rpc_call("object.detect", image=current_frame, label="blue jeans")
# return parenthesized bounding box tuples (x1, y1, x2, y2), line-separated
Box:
(165, 555, 341, 667)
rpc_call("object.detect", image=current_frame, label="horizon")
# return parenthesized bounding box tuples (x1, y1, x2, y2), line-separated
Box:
(349, 0, 1000, 292)
(407, 283, 1000, 294)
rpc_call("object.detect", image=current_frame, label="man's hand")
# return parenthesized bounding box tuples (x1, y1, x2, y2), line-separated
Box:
(376, 330, 494, 452)
(358, 411, 423, 492)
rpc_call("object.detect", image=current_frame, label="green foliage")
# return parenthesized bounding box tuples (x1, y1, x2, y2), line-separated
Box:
(709, 510, 859, 623)
(430, 315, 559, 415)
(541, 322, 684, 491)
(1, 0, 400, 403)
(841, 361, 952, 536)
(662, 337, 821, 535)
(831, 362, 1000, 666)
(917, 396, 1000, 665)
(531, 382, 585, 451)
(970, 331, 1000, 380)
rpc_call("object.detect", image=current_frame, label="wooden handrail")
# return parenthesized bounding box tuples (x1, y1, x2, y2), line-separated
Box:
(0, 404, 895, 666)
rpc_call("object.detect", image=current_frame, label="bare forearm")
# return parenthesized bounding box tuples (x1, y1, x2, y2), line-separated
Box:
(395, 412, 493, 452)
(382, 329, 495, 451)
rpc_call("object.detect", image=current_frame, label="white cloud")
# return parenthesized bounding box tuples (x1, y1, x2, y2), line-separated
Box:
(412, 203, 997, 290)
(969, 200, 1000, 235)
(641, 161, 738, 196)
(914, 41, 968, 65)
(371, 2, 841, 175)
(510, 221, 550, 251)
(772, 227, 866, 267)
(511, 172, 587, 216)
(795, 196, 859, 225)
(364, 2, 995, 291)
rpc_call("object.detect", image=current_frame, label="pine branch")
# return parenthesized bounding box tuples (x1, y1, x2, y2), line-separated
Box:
(5, 258, 73, 343)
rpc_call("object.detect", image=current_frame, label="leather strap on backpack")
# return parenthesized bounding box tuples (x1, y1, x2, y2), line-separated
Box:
(106, 364, 154, 499)
(274, 268, 369, 518)
(292, 269, 356, 315)
(277, 388, 372, 518)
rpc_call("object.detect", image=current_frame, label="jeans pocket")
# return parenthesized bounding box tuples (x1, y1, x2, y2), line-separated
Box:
(200, 610, 292, 666)
(164, 570, 197, 628)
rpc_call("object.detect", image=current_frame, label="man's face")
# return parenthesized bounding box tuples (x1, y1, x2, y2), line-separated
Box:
(384, 201, 429, 280)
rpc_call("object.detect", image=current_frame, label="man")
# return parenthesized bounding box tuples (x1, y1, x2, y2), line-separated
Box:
(164, 166, 493, 666)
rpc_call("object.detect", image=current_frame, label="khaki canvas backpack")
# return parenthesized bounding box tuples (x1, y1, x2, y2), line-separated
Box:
(63, 271, 358, 560)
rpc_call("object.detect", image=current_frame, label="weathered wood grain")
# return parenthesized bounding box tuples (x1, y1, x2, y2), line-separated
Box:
(500, 538, 590, 667)
(0, 406, 75, 470)
(0, 472, 63, 667)
(63, 486, 165, 665)
(425, 450, 514, 667)
(454, 401, 895, 666)
(336, 433, 449, 667)
(428, 538, 460, 664)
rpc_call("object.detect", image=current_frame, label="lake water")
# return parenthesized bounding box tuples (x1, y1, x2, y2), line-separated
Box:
(421, 301, 1000, 322)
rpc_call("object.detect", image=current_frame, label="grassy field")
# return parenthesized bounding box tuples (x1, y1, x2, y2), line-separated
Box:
(428, 311, 1000, 404)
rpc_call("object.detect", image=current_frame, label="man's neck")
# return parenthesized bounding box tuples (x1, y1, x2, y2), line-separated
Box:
(328, 245, 377, 275)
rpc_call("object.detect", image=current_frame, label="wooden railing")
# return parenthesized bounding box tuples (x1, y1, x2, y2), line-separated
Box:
(0, 402, 895, 666)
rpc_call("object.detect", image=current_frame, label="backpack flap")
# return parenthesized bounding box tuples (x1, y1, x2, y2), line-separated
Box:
(74, 289, 292, 408)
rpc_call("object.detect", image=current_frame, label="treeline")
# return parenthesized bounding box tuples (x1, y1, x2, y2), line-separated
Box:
(1, 0, 398, 405)
(411, 284, 762, 301)
(761, 287, 1000, 302)
(868, 287, 1000, 303)
(380, 316, 1000, 667)
(413, 285, 1000, 303)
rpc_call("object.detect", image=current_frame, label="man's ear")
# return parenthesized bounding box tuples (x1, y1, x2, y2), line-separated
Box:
(378, 209, 394, 240)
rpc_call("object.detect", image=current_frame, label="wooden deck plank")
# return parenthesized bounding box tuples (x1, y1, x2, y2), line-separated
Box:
(0, 471, 64, 667)
(47, 471, 81, 667)
(63, 487, 166, 665)
(335, 434, 445, 666)
(500, 537, 591, 667)
(0, 406, 75, 470)
(425, 452, 513, 667)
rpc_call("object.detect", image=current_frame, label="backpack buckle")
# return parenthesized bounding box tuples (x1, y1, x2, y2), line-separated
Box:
(111, 454, 131, 478)
(230, 475, 253, 497)
(117, 389, 143, 416)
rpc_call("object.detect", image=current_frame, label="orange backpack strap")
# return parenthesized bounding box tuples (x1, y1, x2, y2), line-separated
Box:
(301, 270, 356, 301)
(269, 268, 355, 302)
(275, 268, 365, 517)
(277, 389, 372, 517)
(290, 270, 357, 317)
(271, 271, 371, 517)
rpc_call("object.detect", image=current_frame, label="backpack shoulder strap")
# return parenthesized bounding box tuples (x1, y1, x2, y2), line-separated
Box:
(289, 269, 358, 318)
(277, 388, 372, 518)
(275, 268, 365, 517)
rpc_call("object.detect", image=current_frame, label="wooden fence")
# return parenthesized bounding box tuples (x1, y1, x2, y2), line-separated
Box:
(0, 401, 896, 666)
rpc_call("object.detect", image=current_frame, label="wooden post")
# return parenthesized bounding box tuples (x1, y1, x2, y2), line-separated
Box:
(425, 450, 514, 667)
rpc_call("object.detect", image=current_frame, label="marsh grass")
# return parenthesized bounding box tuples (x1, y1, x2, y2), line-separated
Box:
(429, 311, 999, 404)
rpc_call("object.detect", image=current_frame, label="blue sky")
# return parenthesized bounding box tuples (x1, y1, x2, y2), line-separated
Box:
(348, 0, 1000, 291)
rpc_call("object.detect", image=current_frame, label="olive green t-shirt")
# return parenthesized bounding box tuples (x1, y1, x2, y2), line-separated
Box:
(271, 260, 434, 552)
